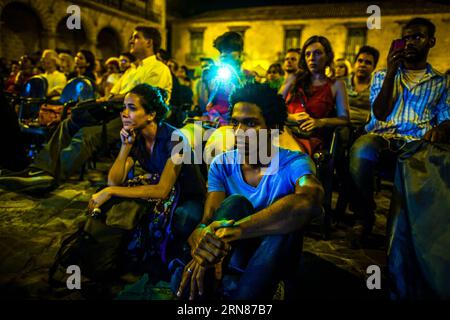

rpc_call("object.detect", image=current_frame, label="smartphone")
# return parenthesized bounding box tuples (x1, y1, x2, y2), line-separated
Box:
(392, 39, 406, 52)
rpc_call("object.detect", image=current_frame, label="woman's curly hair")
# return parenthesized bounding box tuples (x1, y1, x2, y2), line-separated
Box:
(128, 84, 169, 123)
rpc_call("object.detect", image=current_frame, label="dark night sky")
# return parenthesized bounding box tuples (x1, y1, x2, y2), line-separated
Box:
(167, 0, 449, 17)
(167, 0, 357, 17)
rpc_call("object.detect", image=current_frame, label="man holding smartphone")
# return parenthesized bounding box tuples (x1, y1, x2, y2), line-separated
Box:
(348, 17, 449, 247)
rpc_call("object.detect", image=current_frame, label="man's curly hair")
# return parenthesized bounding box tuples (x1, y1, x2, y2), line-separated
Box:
(229, 83, 287, 131)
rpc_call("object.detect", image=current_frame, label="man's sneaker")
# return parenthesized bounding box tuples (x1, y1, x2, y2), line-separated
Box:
(0, 168, 55, 192)
(0, 168, 29, 177)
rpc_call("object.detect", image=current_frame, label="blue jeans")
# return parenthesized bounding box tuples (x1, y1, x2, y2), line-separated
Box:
(170, 194, 303, 300)
(171, 198, 204, 244)
(349, 133, 409, 230)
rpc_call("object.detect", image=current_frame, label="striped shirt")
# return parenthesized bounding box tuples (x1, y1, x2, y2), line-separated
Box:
(345, 74, 372, 127)
(365, 64, 449, 141)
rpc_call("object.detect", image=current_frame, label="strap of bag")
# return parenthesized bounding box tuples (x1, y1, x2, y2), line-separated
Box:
(48, 225, 86, 287)
(159, 184, 181, 264)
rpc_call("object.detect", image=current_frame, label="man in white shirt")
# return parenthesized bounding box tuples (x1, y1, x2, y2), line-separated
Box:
(0, 27, 172, 190)
(40, 49, 67, 98)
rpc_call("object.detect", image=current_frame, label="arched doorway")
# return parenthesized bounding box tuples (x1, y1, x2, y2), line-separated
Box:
(55, 16, 88, 55)
(97, 27, 122, 60)
(0, 2, 44, 61)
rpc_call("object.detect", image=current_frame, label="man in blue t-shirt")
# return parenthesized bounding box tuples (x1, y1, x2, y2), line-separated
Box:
(174, 83, 324, 300)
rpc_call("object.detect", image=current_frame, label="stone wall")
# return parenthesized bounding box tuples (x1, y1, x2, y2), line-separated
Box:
(171, 2, 450, 73)
(0, 0, 166, 61)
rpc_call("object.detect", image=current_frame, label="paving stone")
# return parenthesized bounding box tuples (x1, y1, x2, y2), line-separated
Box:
(0, 166, 391, 299)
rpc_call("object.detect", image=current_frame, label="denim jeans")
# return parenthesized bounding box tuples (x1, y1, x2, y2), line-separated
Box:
(334, 126, 365, 218)
(349, 133, 409, 230)
(170, 194, 303, 300)
(171, 197, 205, 244)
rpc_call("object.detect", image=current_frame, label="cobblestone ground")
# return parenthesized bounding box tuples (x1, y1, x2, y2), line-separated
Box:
(0, 164, 390, 300)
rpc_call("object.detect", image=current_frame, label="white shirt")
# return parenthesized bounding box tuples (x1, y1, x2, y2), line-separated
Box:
(118, 55, 172, 102)
(42, 70, 67, 97)
(403, 69, 427, 88)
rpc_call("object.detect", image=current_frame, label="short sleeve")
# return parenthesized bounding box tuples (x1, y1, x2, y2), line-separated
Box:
(207, 154, 226, 193)
(289, 153, 316, 186)
(369, 70, 385, 107)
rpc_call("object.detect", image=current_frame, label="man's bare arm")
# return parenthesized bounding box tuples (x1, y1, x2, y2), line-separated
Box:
(373, 45, 404, 121)
(217, 174, 324, 242)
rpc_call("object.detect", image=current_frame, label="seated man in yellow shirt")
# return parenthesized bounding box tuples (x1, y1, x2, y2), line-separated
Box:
(0, 26, 172, 191)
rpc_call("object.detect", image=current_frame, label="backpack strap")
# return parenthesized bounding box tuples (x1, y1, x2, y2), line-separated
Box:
(159, 183, 181, 264)
(48, 225, 86, 287)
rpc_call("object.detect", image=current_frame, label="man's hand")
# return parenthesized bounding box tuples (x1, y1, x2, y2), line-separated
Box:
(215, 224, 243, 243)
(373, 41, 405, 121)
(177, 260, 208, 300)
(188, 221, 233, 267)
(88, 188, 112, 213)
(423, 123, 450, 144)
(387, 42, 405, 75)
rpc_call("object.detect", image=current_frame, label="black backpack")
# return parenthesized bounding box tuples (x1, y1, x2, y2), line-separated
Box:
(48, 215, 131, 287)
(49, 174, 180, 287)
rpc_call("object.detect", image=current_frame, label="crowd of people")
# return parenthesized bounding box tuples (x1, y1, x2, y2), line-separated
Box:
(0, 16, 448, 300)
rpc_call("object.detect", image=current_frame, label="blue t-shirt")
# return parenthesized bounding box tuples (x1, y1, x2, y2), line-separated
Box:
(208, 148, 316, 211)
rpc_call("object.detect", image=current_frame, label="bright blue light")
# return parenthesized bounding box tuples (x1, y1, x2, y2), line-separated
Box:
(217, 66, 232, 81)
(76, 82, 84, 94)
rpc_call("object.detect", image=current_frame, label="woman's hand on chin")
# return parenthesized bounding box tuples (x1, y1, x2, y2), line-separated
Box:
(120, 127, 136, 146)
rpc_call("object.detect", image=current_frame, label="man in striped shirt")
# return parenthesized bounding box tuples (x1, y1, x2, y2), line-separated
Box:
(349, 17, 449, 246)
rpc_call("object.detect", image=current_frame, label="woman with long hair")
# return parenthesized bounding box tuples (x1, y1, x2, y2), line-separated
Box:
(285, 35, 349, 156)
(69, 49, 96, 84)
